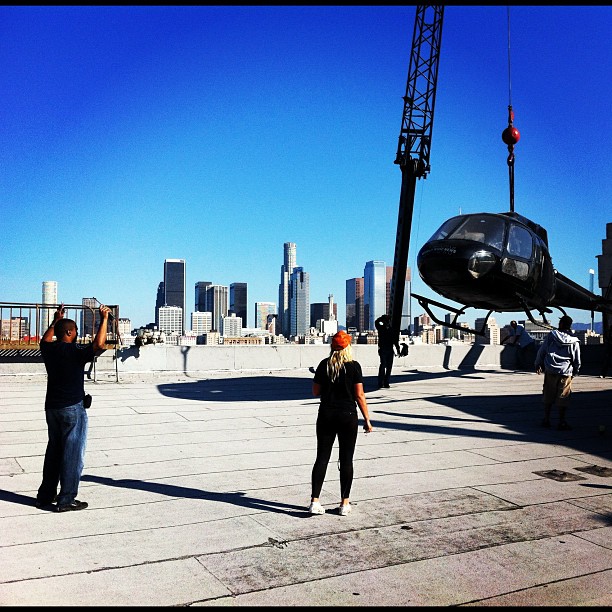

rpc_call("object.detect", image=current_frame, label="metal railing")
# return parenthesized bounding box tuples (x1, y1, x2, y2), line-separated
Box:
(0, 300, 120, 349)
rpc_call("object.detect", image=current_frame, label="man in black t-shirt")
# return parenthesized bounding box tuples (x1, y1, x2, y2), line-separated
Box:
(37, 302, 111, 512)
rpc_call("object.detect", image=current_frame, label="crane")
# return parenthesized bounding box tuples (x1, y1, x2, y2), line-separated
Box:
(389, 5, 444, 334)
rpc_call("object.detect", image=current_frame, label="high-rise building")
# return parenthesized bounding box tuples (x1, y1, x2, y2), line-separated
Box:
(158, 305, 183, 335)
(278, 242, 297, 337)
(230, 282, 247, 328)
(41, 281, 58, 332)
(163, 259, 186, 334)
(222, 313, 242, 337)
(206, 284, 228, 332)
(81, 297, 99, 339)
(310, 301, 338, 328)
(474, 316, 500, 345)
(191, 311, 213, 335)
(155, 282, 165, 329)
(289, 267, 310, 337)
(255, 302, 276, 330)
(346, 277, 364, 332)
(364, 260, 386, 330)
(195, 281, 212, 312)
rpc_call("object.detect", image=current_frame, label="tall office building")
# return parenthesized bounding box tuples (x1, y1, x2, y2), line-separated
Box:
(163, 259, 186, 334)
(364, 260, 386, 330)
(41, 281, 58, 332)
(81, 297, 99, 339)
(158, 305, 183, 335)
(310, 301, 338, 328)
(155, 282, 165, 328)
(206, 284, 228, 332)
(222, 313, 242, 337)
(278, 242, 297, 337)
(195, 281, 212, 312)
(191, 311, 213, 335)
(346, 277, 364, 332)
(255, 302, 276, 330)
(289, 267, 309, 337)
(230, 282, 247, 328)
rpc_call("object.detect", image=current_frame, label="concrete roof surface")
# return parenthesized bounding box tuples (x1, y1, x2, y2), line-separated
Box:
(0, 366, 611, 606)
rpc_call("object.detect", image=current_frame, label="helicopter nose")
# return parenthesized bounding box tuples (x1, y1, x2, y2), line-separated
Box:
(468, 250, 496, 279)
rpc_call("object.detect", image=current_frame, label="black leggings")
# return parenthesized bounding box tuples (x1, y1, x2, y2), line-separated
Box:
(311, 409, 358, 499)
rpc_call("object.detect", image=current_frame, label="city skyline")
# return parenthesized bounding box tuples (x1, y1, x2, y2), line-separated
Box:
(1, 7, 610, 329)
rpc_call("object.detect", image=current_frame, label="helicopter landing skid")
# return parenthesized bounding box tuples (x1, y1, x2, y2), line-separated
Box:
(410, 292, 494, 336)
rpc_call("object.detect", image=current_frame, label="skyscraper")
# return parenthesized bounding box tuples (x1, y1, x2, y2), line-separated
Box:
(278, 242, 297, 337)
(206, 284, 228, 332)
(230, 282, 247, 328)
(41, 280, 57, 332)
(289, 267, 309, 337)
(163, 259, 186, 334)
(195, 281, 212, 312)
(364, 260, 386, 330)
(346, 277, 364, 331)
(81, 297, 99, 339)
(155, 282, 164, 328)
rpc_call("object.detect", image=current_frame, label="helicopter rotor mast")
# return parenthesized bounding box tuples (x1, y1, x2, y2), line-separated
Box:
(389, 5, 444, 334)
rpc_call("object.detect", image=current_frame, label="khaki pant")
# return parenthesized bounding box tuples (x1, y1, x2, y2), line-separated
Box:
(542, 372, 573, 406)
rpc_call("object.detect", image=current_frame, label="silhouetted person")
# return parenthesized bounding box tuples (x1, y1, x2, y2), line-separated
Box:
(37, 302, 110, 512)
(535, 315, 581, 431)
(309, 331, 373, 516)
(375, 314, 400, 388)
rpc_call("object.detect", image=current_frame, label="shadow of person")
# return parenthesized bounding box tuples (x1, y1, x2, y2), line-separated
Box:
(0, 489, 56, 511)
(80, 474, 308, 517)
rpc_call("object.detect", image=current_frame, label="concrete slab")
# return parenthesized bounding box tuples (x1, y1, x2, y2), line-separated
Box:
(0, 366, 610, 606)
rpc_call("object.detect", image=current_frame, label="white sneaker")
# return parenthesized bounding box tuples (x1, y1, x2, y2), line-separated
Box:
(338, 503, 352, 516)
(308, 501, 325, 515)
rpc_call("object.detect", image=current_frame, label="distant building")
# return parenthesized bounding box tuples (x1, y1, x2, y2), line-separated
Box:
(278, 242, 297, 337)
(195, 281, 212, 312)
(289, 267, 310, 337)
(364, 260, 386, 330)
(207, 284, 229, 332)
(222, 313, 242, 337)
(346, 277, 364, 332)
(81, 297, 99, 339)
(255, 302, 276, 330)
(41, 280, 58, 331)
(474, 316, 500, 345)
(230, 283, 247, 328)
(191, 311, 213, 335)
(158, 305, 183, 335)
(163, 259, 186, 334)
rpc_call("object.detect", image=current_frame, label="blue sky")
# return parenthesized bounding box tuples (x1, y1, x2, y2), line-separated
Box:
(1, 5, 610, 330)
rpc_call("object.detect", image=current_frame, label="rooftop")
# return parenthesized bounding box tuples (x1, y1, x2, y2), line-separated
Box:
(0, 365, 611, 606)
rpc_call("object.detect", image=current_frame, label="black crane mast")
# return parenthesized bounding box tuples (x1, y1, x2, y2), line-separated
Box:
(389, 5, 444, 334)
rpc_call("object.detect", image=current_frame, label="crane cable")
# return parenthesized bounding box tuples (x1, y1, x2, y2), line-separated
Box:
(501, 6, 520, 213)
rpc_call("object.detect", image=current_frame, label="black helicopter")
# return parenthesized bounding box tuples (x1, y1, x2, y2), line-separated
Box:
(413, 209, 611, 335)
(388, 7, 611, 337)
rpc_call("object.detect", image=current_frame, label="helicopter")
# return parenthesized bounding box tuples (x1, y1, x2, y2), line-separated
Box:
(413, 209, 611, 335)
(389, 6, 612, 336)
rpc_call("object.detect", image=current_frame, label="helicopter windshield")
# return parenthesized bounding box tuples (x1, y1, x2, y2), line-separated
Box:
(445, 215, 506, 251)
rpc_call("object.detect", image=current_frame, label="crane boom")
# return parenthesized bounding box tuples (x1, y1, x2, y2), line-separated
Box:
(389, 5, 444, 333)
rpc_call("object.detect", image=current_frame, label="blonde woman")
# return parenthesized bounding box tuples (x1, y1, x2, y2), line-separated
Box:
(309, 330, 373, 516)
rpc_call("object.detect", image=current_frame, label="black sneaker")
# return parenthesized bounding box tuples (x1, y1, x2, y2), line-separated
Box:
(57, 500, 88, 513)
(35, 497, 56, 509)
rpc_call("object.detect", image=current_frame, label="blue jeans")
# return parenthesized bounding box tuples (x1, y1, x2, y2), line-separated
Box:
(37, 402, 88, 506)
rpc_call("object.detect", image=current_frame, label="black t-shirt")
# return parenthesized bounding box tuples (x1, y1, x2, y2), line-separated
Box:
(313, 359, 363, 412)
(40, 341, 95, 409)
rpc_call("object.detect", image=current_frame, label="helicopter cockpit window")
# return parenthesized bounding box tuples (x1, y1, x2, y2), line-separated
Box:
(447, 216, 505, 251)
(427, 217, 463, 242)
(506, 224, 533, 259)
